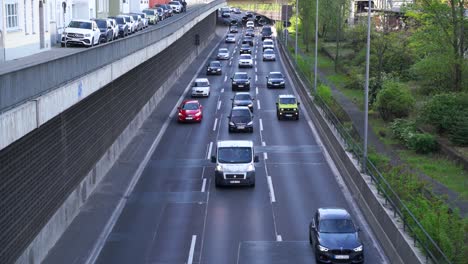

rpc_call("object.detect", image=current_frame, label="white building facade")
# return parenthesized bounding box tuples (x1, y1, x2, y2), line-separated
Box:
(0, 0, 50, 61)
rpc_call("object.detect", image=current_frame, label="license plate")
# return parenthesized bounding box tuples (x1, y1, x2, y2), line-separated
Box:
(186, 117, 193, 120)
(230, 180, 240, 184)
(238, 85, 244, 87)
(286, 114, 292, 117)
(237, 126, 245, 129)
(335, 255, 349, 260)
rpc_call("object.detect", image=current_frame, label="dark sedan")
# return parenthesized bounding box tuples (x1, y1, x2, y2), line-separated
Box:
(242, 37, 254, 46)
(228, 106, 254, 133)
(110, 16, 129, 37)
(206, 60, 222, 75)
(239, 44, 251, 54)
(266, 71, 286, 88)
(93, 18, 114, 43)
(230, 26, 238, 33)
(231, 92, 255, 112)
(231, 72, 251, 91)
(245, 29, 255, 37)
(309, 208, 364, 263)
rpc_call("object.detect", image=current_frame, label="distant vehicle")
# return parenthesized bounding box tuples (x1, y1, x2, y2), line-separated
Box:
(261, 26, 273, 40)
(234, 8, 241, 14)
(276, 94, 299, 120)
(232, 92, 255, 112)
(239, 44, 252, 54)
(92, 18, 114, 43)
(262, 48, 276, 61)
(245, 28, 255, 37)
(225, 33, 236, 43)
(107, 18, 119, 40)
(119, 15, 137, 33)
(228, 106, 254, 133)
(128, 14, 144, 31)
(142, 9, 159, 24)
(217, 48, 230, 60)
(220, 7, 231, 13)
(110, 16, 129, 37)
(222, 11, 231, 18)
(169, 1, 183, 13)
(211, 140, 259, 187)
(309, 208, 364, 263)
(246, 20, 254, 28)
(246, 11, 254, 18)
(238, 54, 253, 68)
(178, 100, 203, 122)
(206, 60, 222, 75)
(230, 26, 239, 33)
(131, 12, 148, 28)
(242, 36, 254, 46)
(266, 72, 286, 88)
(61, 19, 101, 47)
(156, 7, 166, 21)
(191, 78, 211, 97)
(231, 72, 251, 91)
(262, 39, 275, 51)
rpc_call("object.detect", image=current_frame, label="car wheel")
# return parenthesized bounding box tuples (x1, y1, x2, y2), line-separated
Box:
(250, 181, 255, 187)
(228, 127, 232, 133)
(91, 38, 94, 47)
(296, 116, 299, 120)
(61, 43, 65, 47)
(309, 233, 313, 244)
(250, 128, 254, 133)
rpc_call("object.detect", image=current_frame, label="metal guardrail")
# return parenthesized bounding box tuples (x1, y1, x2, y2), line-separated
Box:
(0, 0, 224, 113)
(277, 31, 452, 264)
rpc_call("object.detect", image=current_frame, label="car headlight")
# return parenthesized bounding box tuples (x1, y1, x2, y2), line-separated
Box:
(85, 34, 91, 37)
(280, 81, 285, 84)
(268, 81, 273, 84)
(178, 112, 183, 116)
(247, 164, 254, 171)
(207, 68, 212, 70)
(280, 108, 284, 112)
(318, 245, 329, 252)
(353, 245, 363, 252)
(195, 112, 201, 116)
(246, 81, 250, 84)
(216, 165, 223, 172)
(217, 69, 221, 71)
(247, 121, 253, 126)
(229, 122, 235, 126)
(232, 81, 237, 84)
(248, 103, 253, 107)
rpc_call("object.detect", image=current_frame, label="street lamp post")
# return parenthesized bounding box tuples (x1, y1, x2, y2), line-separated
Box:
(313, 0, 318, 92)
(295, 0, 298, 60)
(363, 0, 372, 173)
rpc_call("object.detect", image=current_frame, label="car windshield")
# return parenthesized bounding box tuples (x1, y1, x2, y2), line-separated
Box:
(270, 73, 283, 78)
(234, 73, 248, 79)
(218, 147, 252, 164)
(240, 55, 251, 60)
(115, 17, 125, 24)
(262, 27, 272, 34)
(169, 1, 179, 4)
(280, 98, 296, 104)
(235, 94, 251, 100)
(194, 81, 209, 87)
(95, 20, 107, 28)
(68, 21, 92, 29)
(182, 103, 199, 110)
(131, 15, 138, 19)
(241, 45, 250, 48)
(219, 49, 228, 53)
(231, 109, 251, 117)
(227, 34, 234, 38)
(264, 40, 273, 45)
(264, 50, 274, 54)
(143, 10, 153, 15)
(319, 219, 356, 233)
(209, 62, 221, 67)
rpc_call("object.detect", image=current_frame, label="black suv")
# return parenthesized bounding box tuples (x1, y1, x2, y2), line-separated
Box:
(309, 208, 364, 263)
(242, 37, 254, 46)
(232, 92, 255, 112)
(230, 25, 238, 33)
(206, 60, 222, 75)
(261, 26, 273, 40)
(245, 29, 255, 37)
(228, 106, 254, 133)
(110, 16, 129, 37)
(231, 72, 251, 91)
(93, 18, 114, 43)
(239, 44, 252, 54)
(266, 72, 286, 88)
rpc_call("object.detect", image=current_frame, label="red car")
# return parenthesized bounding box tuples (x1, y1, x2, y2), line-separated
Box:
(178, 100, 203, 122)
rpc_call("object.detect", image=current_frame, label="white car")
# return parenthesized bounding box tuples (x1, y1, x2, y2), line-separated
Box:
(217, 48, 230, 60)
(191, 78, 211, 97)
(61, 19, 101, 47)
(262, 48, 276, 61)
(262, 39, 275, 51)
(169, 1, 183, 13)
(225, 33, 236, 43)
(246, 21, 254, 28)
(238, 54, 253, 68)
(108, 18, 119, 40)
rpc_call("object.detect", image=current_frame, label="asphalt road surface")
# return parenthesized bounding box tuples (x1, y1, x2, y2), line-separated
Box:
(94, 15, 389, 264)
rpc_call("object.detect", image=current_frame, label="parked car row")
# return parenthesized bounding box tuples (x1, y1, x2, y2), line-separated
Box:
(61, 0, 187, 48)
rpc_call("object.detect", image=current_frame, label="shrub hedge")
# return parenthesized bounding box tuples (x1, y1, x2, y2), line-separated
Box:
(375, 80, 415, 121)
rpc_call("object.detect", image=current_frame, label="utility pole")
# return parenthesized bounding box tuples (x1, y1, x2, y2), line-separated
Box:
(313, 0, 318, 93)
(363, 0, 372, 173)
(295, 0, 298, 60)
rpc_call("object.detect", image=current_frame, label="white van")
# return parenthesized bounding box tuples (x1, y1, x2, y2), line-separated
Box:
(211, 140, 259, 187)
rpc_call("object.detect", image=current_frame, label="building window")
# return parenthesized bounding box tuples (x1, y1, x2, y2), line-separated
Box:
(6, 2, 19, 29)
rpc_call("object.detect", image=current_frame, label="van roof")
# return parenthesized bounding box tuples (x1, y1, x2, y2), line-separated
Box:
(217, 140, 253, 148)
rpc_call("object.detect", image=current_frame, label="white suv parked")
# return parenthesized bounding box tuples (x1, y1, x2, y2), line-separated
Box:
(169, 1, 183, 13)
(191, 78, 211, 97)
(61, 19, 101, 47)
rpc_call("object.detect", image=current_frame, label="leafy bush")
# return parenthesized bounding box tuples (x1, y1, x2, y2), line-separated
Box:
(317, 84, 333, 105)
(420, 93, 468, 133)
(375, 81, 415, 121)
(391, 118, 416, 140)
(406, 133, 438, 154)
(449, 112, 468, 146)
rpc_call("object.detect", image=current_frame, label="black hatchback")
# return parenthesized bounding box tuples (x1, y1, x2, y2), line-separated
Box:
(309, 208, 364, 263)
(206, 61, 222, 75)
(239, 44, 251, 54)
(231, 72, 251, 91)
(228, 106, 254, 133)
(231, 92, 255, 112)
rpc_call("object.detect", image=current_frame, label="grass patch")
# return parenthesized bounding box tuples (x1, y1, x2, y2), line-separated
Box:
(398, 150, 468, 200)
(327, 73, 348, 87)
(340, 87, 365, 110)
(369, 116, 400, 146)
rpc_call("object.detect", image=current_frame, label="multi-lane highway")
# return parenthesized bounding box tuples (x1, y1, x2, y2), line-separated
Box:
(94, 17, 389, 264)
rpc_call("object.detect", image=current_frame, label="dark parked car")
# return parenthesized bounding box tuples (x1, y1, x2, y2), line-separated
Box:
(206, 60, 222, 75)
(231, 72, 251, 91)
(93, 18, 114, 43)
(228, 106, 254, 133)
(110, 16, 129, 37)
(232, 92, 255, 112)
(309, 208, 364, 263)
(242, 36, 254, 46)
(266, 72, 286, 88)
(239, 44, 251, 54)
(156, 7, 166, 20)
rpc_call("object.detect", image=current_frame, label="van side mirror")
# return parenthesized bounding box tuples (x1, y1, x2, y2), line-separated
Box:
(310, 221, 316, 230)
(211, 156, 216, 163)
(275, 102, 278, 105)
(297, 102, 300, 105)
(254, 155, 259, 163)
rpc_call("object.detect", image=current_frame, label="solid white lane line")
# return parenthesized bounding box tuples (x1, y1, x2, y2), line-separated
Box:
(276, 235, 282, 242)
(201, 178, 207, 192)
(187, 235, 197, 264)
(221, 88, 224, 93)
(257, 99, 261, 110)
(267, 176, 276, 203)
(217, 100, 222, 110)
(264, 152, 268, 160)
(207, 142, 213, 160)
(259, 118, 263, 131)
(256, 87, 259, 95)
(224, 76, 227, 82)
(213, 118, 218, 131)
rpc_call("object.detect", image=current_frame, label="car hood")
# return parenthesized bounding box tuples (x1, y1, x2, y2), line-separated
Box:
(192, 86, 209, 90)
(233, 79, 249, 83)
(218, 53, 229, 56)
(234, 100, 253, 106)
(218, 163, 252, 172)
(230, 116, 252, 124)
(180, 109, 200, 115)
(264, 53, 275, 57)
(208, 66, 221, 69)
(278, 103, 297, 108)
(318, 233, 361, 250)
(64, 28, 93, 34)
(269, 78, 284, 82)
(239, 59, 252, 62)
